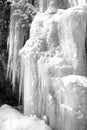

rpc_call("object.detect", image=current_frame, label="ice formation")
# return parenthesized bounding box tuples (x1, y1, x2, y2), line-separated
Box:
(7, 0, 87, 130)
(7, 1, 31, 88)
(18, 4, 87, 130)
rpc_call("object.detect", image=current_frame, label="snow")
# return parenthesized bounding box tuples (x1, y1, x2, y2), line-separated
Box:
(0, 104, 51, 130)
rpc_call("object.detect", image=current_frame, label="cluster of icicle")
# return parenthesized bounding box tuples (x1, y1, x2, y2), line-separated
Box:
(7, 0, 37, 89)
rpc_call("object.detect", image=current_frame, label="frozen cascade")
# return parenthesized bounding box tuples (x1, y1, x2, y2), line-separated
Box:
(18, 4, 87, 130)
(6, 0, 87, 130)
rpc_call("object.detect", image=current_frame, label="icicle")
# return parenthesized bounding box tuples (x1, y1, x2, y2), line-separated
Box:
(7, 9, 29, 89)
(7, 15, 16, 80)
(37, 56, 49, 118)
(19, 54, 24, 103)
(19, 45, 39, 116)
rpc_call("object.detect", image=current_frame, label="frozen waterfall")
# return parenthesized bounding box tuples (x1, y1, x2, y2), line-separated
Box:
(18, 5, 87, 130)
(7, 0, 87, 130)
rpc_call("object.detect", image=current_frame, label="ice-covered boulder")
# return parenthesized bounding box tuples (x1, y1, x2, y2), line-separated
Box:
(0, 104, 51, 130)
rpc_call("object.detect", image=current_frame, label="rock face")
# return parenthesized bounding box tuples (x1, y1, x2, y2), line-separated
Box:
(0, 104, 51, 130)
